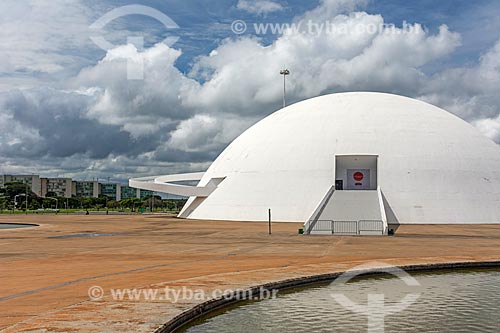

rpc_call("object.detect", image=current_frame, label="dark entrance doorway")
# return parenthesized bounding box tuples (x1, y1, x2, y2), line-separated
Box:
(335, 155, 378, 191)
(335, 180, 344, 191)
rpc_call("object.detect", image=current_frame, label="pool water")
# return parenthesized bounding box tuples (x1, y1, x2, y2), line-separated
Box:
(182, 269, 500, 333)
(0, 223, 35, 229)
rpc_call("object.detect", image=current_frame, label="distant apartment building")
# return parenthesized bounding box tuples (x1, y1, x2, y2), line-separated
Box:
(0, 174, 42, 196)
(139, 189, 154, 199)
(120, 185, 138, 200)
(120, 186, 154, 200)
(2, 174, 155, 200)
(100, 183, 121, 201)
(41, 178, 73, 198)
(73, 181, 99, 198)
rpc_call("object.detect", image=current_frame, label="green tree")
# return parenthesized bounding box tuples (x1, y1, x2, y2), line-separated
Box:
(107, 200, 119, 209)
(3, 182, 38, 211)
(3, 182, 35, 199)
(120, 198, 143, 212)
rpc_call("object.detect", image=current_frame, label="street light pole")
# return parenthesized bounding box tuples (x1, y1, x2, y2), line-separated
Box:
(14, 194, 26, 213)
(47, 197, 58, 212)
(280, 69, 290, 108)
(25, 183, 28, 214)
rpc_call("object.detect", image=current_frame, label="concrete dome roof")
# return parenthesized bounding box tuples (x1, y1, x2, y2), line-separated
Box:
(178, 92, 500, 223)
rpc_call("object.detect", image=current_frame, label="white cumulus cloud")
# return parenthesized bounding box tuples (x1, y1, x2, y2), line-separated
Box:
(236, 0, 284, 15)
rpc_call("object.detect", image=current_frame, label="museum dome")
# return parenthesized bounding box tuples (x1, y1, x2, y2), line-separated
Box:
(177, 92, 500, 224)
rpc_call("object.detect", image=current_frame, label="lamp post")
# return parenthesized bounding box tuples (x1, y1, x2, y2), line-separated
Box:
(25, 183, 28, 214)
(280, 69, 290, 108)
(151, 193, 154, 213)
(14, 194, 25, 212)
(47, 197, 58, 211)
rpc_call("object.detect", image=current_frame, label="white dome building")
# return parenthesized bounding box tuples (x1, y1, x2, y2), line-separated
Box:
(131, 92, 500, 234)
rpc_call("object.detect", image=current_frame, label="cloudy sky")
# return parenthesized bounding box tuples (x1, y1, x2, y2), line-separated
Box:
(1, 0, 500, 182)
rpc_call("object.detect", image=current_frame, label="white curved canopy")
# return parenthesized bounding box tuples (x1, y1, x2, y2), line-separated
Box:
(129, 172, 215, 197)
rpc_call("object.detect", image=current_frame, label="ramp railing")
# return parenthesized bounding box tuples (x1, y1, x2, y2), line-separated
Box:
(308, 219, 384, 235)
(332, 220, 359, 235)
(304, 186, 335, 234)
(358, 220, 385, 235)
(377, 186, 388, 234)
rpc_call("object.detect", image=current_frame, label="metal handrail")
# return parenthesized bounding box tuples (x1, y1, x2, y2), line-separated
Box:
(308, 219, 384, 235)
(332, 220, 358, 235)
(358, 220, 384, 234)
(308, 220, 334, 232)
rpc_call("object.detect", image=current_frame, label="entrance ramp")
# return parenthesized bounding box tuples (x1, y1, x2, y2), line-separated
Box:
(305, 188, 387, 235)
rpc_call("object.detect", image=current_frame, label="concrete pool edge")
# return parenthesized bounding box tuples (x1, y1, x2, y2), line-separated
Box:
(159, 260, 500, 333)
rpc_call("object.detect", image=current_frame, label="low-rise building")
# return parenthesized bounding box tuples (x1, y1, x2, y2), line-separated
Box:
(41, 178, 73, 198)
(2, 174, 154, 200)
(120, 185, 138, 200)
(100, 183, 121, 201)
(0, 174, 42, 196)
(139, 189, 154, 199)
(73, 181, 99, 198)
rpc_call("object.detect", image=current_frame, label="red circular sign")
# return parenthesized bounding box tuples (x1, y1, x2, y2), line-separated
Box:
(353, 172, 364, 181)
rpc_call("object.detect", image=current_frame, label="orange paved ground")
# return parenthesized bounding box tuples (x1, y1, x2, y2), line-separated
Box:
(2, 214, 500, 332)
